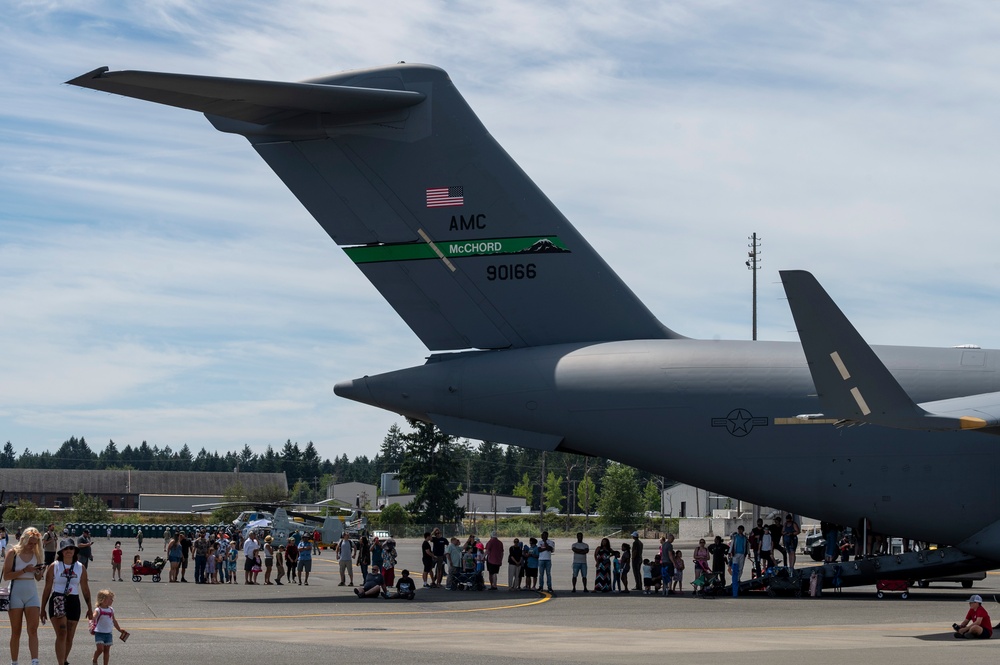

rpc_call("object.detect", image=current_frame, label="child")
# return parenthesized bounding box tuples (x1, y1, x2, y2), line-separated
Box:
(92, 589, 129, 665)
(672, 550, 685, 594)
(642, 559, 653, 594)
(386, 568, 416, 599)
(611, 551, 622, 593)
(660, 554, 672, 596)
(275, 545, 285, 585)
(206, 544, 217, 584)
(227, 545, 238, 584)
(251, 552, 262, 584)
(111, 541, 124, 582)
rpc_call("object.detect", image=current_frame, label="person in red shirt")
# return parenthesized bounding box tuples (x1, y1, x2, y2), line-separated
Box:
(954, 594, 992, 639)
(111, 541, 124, 582)
(483, 532, 504, 591)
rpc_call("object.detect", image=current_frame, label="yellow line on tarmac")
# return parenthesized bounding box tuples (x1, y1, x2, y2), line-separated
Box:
(126, 591, 553, 624)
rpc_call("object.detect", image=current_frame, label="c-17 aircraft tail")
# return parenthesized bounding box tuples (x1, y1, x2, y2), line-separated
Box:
(68, 64, 679, 351)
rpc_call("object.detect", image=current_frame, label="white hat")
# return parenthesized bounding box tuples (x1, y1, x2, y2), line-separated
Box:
(968, 594, 983, 604)
(631, 531, 639, 538)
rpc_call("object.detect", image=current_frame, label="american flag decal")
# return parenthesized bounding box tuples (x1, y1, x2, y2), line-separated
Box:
(426, 186, 464, 208)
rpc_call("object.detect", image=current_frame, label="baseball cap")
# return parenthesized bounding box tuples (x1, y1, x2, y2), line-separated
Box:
(630, 531, 639, 538)
(968, 594, 983, 603)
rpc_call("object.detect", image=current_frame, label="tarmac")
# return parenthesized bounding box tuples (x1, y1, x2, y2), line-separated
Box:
(6, 537, 997, 664)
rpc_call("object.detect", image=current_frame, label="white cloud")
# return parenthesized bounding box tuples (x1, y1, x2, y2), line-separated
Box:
(3, 1, 1000, 459)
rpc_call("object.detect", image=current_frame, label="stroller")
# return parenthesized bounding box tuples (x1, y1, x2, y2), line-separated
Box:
(691, 571, 726, 596)
(132, 556, 166, 582)
(448, 569, 485, 591)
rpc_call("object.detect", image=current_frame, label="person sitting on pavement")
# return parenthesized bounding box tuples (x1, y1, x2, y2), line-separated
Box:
(355, 565, 385, 599)
(954, 594, 992, 639)
(385, 569, 416, 600)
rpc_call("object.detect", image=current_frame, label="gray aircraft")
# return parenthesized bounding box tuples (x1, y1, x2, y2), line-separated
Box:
(68, 64, 998, 578)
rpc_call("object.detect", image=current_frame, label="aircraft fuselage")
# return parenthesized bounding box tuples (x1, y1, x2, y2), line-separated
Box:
(336, 339, 1000, 550)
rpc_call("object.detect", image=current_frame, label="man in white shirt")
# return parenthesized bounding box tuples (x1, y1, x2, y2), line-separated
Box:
(243, 532, 260, 584)
(537, 531, 555, 593)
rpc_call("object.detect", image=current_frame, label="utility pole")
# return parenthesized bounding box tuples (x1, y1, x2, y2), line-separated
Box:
(746, 232, 761, 341)
(539, 452, 546, 532)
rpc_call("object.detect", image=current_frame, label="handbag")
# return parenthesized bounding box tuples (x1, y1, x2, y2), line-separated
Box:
(50, 593, 66, 618)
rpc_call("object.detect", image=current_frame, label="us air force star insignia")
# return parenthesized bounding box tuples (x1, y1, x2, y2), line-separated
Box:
(711, 409, 768, 437)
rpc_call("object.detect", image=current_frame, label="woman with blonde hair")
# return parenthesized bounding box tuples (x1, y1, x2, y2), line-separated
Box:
(3, 525, 44, 665)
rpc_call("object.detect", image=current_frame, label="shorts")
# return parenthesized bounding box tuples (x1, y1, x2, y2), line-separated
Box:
(422, 557, 434, 573)
(8, 580, 40, 609)
(486, 562, 500, 575)
(49, 593, 82, 622)
(298, 560, 312, 573)
(244, 558, 255, 572)
(339, 560, 352, 574)
(572, 562, 588, 578)
(168, 555, 181, 563)
(94, 632, 113, 645)
(525, 567, 538, 579)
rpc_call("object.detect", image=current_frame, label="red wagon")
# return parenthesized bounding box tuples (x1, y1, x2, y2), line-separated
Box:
(875, 578, 909, 599)
(131, 559, 165, 582)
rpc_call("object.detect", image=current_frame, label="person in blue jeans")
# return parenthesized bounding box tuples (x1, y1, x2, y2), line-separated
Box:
(537, 531, 555, 592)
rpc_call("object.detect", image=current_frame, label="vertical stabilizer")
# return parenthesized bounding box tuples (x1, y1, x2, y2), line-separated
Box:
(68, 64, 680, 350)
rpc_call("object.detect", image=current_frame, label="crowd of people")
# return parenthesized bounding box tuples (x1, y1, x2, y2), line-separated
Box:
(3, 519, 995, 664)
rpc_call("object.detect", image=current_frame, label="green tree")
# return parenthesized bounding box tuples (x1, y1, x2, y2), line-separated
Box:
(512, 472, 534, 508)
(398, 420, 464, 524)
(597, 463, 643, 527)
(4, 499, 53, 524)
(70, 491, 111, 522)
(290, 479, 315, 504)
(0, 441, 16, 468)
(577, 474, 597, 514)
(377, 502, 411, 529)
(377, 424, 406, 472)
(642, 480, 661, 513)
(543, 471, 565, 513)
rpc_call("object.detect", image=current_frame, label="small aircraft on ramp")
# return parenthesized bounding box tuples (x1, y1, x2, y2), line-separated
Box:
(68, 64, 999, 581)
(196, 501, 367, 547)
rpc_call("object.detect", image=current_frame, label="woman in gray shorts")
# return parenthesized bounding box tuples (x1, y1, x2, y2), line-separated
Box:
(3, 526, 44, 665)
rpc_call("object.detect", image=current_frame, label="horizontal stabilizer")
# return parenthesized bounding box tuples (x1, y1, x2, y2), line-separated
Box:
(780, 270, 994, 432)
(429, 414, 564, 451)
(66, 67, 425, 126)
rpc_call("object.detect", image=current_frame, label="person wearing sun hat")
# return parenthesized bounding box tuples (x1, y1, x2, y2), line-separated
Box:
(40, 537, 93, 665)
(953, 594, 992, 639)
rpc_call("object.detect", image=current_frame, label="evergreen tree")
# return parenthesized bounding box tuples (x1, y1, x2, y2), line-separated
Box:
(0, 441, 16, 468)
(376, 423, 406, 473)
(398, 420, 464, 524)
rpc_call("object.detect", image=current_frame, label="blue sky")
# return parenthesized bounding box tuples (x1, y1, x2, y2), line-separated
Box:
(4, 1, 1000, 460)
